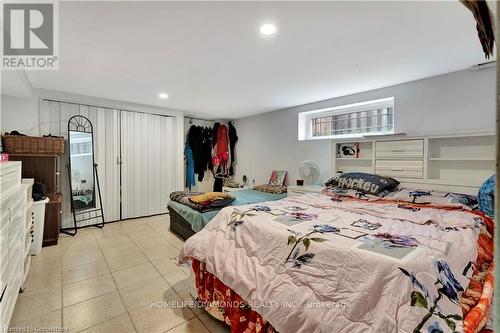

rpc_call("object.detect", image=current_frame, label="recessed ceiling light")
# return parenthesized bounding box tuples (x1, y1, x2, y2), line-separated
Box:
(259, 23, 277, 36)
(158, 93, 169, 99)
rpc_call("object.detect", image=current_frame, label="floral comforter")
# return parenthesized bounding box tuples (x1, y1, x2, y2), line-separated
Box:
(180, 193, 494, 333)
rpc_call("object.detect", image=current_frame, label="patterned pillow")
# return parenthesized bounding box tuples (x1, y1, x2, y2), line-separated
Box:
(253, 184, 287, 194)
(325, 172, 399, 197)
(322, 187, 380, 201)
(478, 175, 495, 217)
(383, 188, 478, 210)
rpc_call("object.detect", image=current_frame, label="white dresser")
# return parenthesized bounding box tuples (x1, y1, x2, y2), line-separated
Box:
(374, 139, 424, 179)
(287, 185, 324, 197)
(0, 161, 33, 329)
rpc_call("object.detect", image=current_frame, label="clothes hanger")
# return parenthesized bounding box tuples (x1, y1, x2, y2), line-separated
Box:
(215, 170, 231, 179)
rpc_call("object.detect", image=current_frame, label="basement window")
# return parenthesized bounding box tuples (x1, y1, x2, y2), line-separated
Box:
(298, 97, 394, 140)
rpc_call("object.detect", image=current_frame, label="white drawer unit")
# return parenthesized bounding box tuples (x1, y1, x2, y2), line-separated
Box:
(0, 259, 23, 329)
(0, 162, 32, 330)
(0, 162, 21, 192)
(287, 185, 324, 197)
(375, 160, 424, 179)
(375, 139, 424, 159)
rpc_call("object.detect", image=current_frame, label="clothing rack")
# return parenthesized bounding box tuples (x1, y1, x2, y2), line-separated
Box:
(184, 116, 216, 125)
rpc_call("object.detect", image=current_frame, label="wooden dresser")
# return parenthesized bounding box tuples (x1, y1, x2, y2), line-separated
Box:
(9, 154, 62, 246)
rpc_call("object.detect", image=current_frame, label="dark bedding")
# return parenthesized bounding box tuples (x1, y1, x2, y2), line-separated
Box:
(169, 191, 235, 212)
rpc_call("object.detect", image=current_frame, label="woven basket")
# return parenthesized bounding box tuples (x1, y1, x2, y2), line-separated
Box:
(3, 134, 65, 155)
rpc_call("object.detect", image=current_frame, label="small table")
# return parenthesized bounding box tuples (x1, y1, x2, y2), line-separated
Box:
(223, 186, 249, 193)
(287, 185, 324, 197)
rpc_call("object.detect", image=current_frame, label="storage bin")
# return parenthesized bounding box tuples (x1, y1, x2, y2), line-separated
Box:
(30, 198, 50, 255)
(3, 135, 64, 155)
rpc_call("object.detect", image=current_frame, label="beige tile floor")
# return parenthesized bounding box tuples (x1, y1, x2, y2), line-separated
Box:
(9, 215, 231, 333)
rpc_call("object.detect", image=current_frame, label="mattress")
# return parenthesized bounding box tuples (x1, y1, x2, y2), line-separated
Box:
(167, 189, 286, 232)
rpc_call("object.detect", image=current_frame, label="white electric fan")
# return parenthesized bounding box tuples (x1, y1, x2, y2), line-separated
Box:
(299, 160, 321, 185)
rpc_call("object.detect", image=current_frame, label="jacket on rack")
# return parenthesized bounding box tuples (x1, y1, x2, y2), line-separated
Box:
(184, 144, 195, 189)
(228, 121, 238, 175)
(187, 125, 213, 182)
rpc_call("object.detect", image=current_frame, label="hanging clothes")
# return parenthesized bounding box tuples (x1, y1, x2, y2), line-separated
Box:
(212, 122, 220, 148)
(184, 144, 195, 189)
(188, 125, 210, 182)
(202, 127, 213, 175)
(216, 124, 229, 174)
(185, 121, 237, 190)
(228, 121, 238, 176)
(197, 127, 207, 182)
(187, 125, 203, 179)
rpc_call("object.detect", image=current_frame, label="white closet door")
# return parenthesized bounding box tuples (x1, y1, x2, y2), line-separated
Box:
(94, 108, 121, 223)
(121, 111, 174, 219)
(40, 100, 121, 228)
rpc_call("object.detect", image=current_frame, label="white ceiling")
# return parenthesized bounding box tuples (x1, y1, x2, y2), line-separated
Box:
(25, 1, 491, 119)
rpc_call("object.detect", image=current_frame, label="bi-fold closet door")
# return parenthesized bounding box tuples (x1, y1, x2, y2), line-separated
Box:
(120, 111, 174, 219)
(40, 99, 174, 229)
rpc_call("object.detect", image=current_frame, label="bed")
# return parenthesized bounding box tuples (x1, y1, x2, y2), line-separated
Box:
(72, 190, 95, 210)
(179, 191, 494, 333)
(168, 189, 287, 239)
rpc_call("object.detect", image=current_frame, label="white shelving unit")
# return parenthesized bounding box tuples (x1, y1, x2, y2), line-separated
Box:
(332, 132, 495, 194)
(428, 157, 495, 161)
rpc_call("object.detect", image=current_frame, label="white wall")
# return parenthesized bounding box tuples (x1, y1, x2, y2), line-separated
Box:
(1, 94, 39, 136)
(233, 68, 496, 185)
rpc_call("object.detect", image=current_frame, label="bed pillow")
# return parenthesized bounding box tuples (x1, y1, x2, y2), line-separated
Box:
(322, 187, 380, 201)
(478, 175, 495, 217)
(254, 184, 287, 194)
(383, 188, 478, 210)
(325, 172, 399, 196)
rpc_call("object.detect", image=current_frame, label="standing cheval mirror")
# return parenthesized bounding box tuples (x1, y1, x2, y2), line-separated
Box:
(64, 115, 105, 236)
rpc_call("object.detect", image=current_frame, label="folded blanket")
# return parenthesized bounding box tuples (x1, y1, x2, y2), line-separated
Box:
(189, 192, 232, 204)
(253, 184, 287, 194)
(169, 191, 235, 213)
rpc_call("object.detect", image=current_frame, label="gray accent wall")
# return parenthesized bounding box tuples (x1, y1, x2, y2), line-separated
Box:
(233, 67, 496, 185)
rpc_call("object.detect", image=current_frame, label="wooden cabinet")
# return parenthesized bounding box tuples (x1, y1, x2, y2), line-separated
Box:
(8, 155, 58, 192)
(8, 154, 61, 247)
